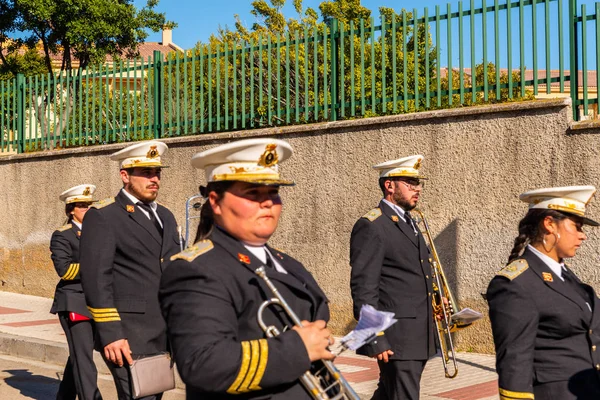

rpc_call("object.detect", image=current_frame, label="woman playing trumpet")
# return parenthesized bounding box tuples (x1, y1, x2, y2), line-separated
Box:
(159, 139, 335, 399)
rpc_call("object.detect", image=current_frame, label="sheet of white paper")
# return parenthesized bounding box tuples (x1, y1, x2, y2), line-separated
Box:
(450, 307, 483, 324)
(340, 304, 397, 351)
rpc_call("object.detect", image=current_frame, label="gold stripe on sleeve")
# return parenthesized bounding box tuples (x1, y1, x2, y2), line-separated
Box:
(67, 264, 80, 280)
(61, 264, 76, 280)
(226, 341, 251, 394)
(248, 339, 268, 391)
(239, 340, 261, 392)
(92, 316, 121, 322)
(87, 307, 121, 322)
(499, 388, 535, 399)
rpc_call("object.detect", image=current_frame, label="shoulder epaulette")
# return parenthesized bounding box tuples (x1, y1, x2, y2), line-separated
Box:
(91, 197, 115, 209)
(170, 240, 214, 262)
(362, 208, 382, 222)
(496, 259, 529, 281)
(57, 224, 72, 232)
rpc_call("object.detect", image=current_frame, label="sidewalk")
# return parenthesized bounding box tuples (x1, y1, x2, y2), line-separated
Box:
(0, 290, 499, 399)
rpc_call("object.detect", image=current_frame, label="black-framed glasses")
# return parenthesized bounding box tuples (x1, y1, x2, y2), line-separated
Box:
(73, 202, 91, 209)
(398, 178, 425, 190)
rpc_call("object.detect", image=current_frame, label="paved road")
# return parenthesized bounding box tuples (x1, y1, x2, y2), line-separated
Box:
(0, 354, 185, 400)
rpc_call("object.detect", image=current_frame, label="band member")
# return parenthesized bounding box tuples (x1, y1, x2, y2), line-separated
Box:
(488, 186, 600, 400)
(159, 138, 333, 399)
(51, 184, 102, 400)
(350, 155, 436, 400)
(80, 141, 181, 400)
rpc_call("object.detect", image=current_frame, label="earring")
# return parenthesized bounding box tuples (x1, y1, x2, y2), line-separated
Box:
(542, 234, 557, 253)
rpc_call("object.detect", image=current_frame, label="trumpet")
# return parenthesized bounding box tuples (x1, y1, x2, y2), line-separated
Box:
(255, 267, 360, 400)
(413, 209, 469, 379)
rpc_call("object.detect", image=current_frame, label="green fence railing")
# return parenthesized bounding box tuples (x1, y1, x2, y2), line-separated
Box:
(0, 0, 592, 154)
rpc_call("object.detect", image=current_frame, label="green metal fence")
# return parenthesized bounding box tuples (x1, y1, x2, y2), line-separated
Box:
(0, 0, 591, 154)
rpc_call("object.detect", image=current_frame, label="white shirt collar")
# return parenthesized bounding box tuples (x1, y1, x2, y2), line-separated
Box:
(382, 199, 407, 218)
(72, 220, 82, 230)
(527, 244, 564, 280)
(243, 244, 287, 274)
(120, 188, 157, 210)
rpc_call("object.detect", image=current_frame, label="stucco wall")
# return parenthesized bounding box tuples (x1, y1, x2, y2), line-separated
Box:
(2, 97, 599, 353)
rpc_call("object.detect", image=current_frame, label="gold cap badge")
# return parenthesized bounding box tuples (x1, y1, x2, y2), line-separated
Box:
(258, 144, 279, 168)
(147, 145, 159, 159)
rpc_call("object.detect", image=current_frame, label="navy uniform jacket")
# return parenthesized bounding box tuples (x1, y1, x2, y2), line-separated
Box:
(487, 248, 600, 400)
(79, 190, 180, 355)
(350, 201, 436, 360)
(159, 227, 330, 400)
(50, 223, 91, 318)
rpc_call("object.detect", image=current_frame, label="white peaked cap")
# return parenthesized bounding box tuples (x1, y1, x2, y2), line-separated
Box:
(191, 138, 294, 186)
(373, 154, 426, 179)
(59, 184, 96, 204)
(520, 185, 599, 226)
(110, 140, 168, 169)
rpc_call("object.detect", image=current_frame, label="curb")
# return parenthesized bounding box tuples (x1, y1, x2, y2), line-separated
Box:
(0, 332, 185, 389)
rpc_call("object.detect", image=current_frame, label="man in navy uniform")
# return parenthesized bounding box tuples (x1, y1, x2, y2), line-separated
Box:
(80, 141, 181, 400)
(350, 155, 436, 400)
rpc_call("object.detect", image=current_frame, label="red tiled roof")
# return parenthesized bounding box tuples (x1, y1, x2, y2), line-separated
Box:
(440, 67, 598, 89)
(105, 42, 183, 62)
(1, 41, 182, 65)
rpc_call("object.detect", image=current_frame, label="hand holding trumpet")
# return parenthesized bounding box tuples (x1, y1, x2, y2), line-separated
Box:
(293, 320, 336, 361)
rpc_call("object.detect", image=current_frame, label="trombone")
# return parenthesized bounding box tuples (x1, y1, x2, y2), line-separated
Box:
(413, 209, 469, 379)
(184, 193, 203, 247)
(255, 267, 360, 400)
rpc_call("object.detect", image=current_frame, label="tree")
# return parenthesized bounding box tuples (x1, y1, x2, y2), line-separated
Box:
(2, 0, 174, 74)
(0, 0, 174, 150)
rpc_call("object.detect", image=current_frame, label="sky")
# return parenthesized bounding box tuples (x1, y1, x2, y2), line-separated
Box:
(136, 0, 447, 49)
(136, 0, 598, 70)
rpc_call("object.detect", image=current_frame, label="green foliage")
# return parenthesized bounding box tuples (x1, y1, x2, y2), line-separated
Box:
(0, 48, 46, 79)
(155, 0, 534, 136)
(320, 0, 371, 24)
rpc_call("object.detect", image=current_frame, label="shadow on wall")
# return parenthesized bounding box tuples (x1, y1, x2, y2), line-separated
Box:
(431, 218, 459, 299)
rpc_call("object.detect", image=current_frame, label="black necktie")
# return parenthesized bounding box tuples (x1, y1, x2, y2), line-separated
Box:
(137, 202, 163, 235)
(404, 211, 417, 235)
(563, 268, 592, 306)
(265, 252, 275, 270)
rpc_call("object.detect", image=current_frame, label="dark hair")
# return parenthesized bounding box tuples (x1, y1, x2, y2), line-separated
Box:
(64, 203, 76, 224)
(194, 181, 236, 242)
(379, 177, 392, 195)
(507, 209, 570, 264)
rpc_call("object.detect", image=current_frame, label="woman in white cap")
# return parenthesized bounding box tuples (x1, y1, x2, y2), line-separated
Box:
(159, 139, 336, 399)
(487, 186, 600, 400)
(50, 185, 102, 400)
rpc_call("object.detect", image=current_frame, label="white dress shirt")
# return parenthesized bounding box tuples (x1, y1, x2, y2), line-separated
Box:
(527, 245, 564, 281)
(121, 189, 163, 228)
(244, 244, 288, 274)
(382, 199, 418, 235)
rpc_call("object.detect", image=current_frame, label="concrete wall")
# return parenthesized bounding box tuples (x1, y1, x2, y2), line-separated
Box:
(2, 98, 599, 353)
